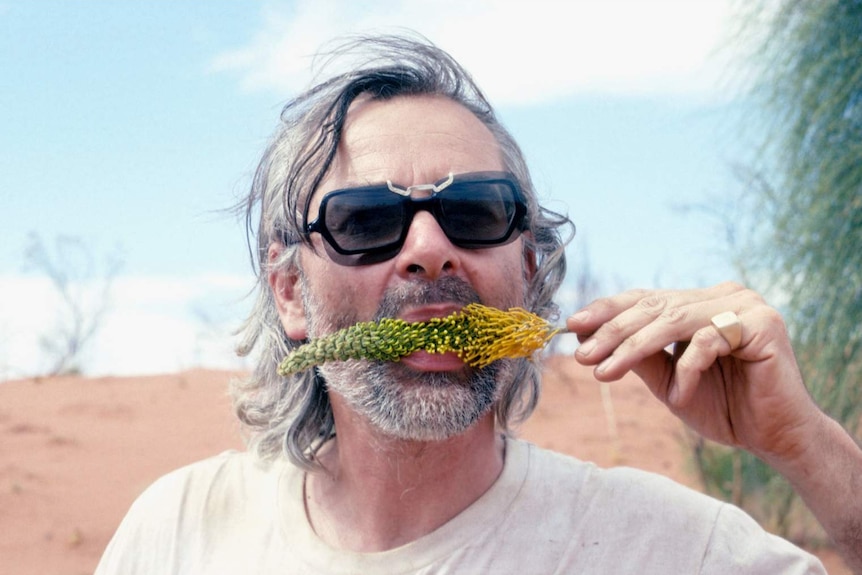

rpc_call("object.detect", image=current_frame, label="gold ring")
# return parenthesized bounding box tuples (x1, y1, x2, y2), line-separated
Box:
(710, 311, 742, 351)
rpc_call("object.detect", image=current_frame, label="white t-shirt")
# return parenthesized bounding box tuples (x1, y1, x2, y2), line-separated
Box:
(96, 438, 824, 574)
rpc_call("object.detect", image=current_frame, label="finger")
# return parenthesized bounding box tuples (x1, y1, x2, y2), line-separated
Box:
(570, 283, 746, 357)
(627, 348, 676, 401)
(571, 289, 677, 366)
(594, 296, 744, 376)
(579, 289, 748, 377)
(566, 288, 653, 335)
(567, 282, 747, 336)
(568, 286, 718, 336)
(671, 324, 733, 407)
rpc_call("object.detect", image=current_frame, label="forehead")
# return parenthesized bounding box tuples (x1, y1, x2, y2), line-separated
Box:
(322, 94, 505, 191)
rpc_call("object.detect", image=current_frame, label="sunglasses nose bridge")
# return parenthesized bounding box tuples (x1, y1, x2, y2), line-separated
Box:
(395, 202, 464, 279)
(395, 191, 447, 236)
(405, 184, 437, 199)
(402, 194, 444, 232)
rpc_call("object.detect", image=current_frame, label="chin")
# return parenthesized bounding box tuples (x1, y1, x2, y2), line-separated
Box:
(322, 359, 499, 441)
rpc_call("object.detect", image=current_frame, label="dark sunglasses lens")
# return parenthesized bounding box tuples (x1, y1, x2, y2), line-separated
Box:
(438, 182, 520, 244)
(322, 189, 405, 252)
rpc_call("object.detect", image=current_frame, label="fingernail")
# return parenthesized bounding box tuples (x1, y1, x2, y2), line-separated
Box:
(596, 355, 615, 375)
(569, 310, 590, 324)
(577, 338, 597, 358)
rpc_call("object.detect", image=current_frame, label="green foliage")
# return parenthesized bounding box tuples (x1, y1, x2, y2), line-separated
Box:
(748, 0, 862, 433)
(691, 0, 862, 541)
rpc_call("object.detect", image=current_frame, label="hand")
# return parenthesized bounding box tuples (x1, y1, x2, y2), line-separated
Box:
(567, 282, 823, 464)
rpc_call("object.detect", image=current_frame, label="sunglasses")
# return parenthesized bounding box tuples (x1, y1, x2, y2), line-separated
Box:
(304, 171, 528, 266)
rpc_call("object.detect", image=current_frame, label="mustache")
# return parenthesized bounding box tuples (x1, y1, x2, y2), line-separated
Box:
(374, 276, 480, 321)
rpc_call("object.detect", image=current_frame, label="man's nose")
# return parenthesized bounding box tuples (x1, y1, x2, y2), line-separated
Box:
(392, 211, 461, 280)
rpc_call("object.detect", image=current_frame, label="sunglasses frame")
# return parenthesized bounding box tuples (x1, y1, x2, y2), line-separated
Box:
(305, 171, 528, 266)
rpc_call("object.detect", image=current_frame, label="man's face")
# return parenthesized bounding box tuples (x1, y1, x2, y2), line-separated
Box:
(289, 94, 530, 440)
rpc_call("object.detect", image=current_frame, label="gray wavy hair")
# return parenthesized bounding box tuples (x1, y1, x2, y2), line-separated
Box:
(233, 33, 575, 469)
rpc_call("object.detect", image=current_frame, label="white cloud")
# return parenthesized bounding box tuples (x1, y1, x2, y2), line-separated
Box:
(0, 276, 58, 379)
(0, 274, 251, 380)
(210, 0, 737, 105)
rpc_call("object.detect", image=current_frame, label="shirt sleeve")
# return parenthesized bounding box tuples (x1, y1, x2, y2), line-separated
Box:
(700, 503, 826, 574)
(94, 470, 187, 575)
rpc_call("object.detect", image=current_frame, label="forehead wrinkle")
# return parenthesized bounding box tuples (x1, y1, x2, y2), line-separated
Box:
(319, 94, 504, 197)
(335, 134, 503, 184)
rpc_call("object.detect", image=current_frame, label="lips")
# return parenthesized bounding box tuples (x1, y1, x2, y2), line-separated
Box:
(400, 349, 466, 371)
(397, 303, 463, 323)
(395, 304, 467, 371)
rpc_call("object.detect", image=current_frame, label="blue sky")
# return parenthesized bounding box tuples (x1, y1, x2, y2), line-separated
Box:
(0, 0, 756, 378)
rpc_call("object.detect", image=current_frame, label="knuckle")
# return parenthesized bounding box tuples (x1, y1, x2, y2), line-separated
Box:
(601, 317, 627, 338)
(746, 289, 767, 308)
(621, 329, 650, 352)
(759, 306, 787, 332)
(718, 280, 746, 293)
(659, 306, 689, 326)
(634, 294, 667, 318)
(723, 282, 767, 308)
(625, 288, 650, 299)
(590, 295, 615, 314)
(586, 291, 633, 315)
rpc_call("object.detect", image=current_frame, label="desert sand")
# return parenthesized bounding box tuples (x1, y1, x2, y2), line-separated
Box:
(0, 356, 850, 574)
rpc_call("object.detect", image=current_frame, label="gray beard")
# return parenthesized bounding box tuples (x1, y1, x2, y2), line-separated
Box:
(319, 355, 501, 441)
(305, 276, 511, 441)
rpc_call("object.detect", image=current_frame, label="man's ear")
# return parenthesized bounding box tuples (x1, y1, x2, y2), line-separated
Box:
(523, 236, 538, 283)
(268, 244, 307, 340)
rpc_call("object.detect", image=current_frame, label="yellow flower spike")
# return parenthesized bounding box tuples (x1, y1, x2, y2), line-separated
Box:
(277, 303, 564, 376)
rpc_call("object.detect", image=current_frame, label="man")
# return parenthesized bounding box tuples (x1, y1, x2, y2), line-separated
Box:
(96, 35, 861, 573)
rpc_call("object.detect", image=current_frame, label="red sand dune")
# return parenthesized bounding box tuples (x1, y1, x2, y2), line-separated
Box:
(0, 356, 849, 574)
